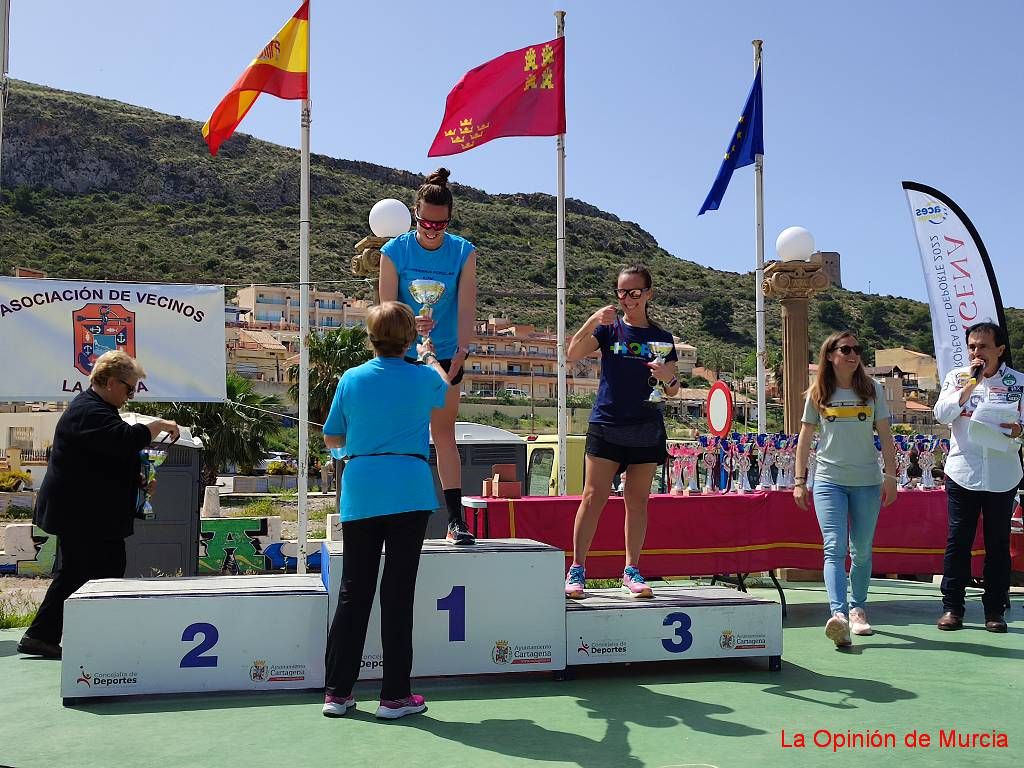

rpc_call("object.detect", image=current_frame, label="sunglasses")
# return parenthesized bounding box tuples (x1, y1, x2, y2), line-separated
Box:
(614, 288, 648, 300)
(834, 344, 862, 356)
(117, 378, 137, 396)
(415, 214, 450, 231)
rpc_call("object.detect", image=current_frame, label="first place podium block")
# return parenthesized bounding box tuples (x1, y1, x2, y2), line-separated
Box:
(61, 575, 327, 704)
(322, 539, 567, 679)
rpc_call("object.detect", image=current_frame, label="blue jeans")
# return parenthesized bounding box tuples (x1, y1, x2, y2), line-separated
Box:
(812, 480, 882, 616)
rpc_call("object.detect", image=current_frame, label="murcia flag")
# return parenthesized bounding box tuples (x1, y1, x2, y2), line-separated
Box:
(428, 37, 566, 157)
(202, 1, 309, 156)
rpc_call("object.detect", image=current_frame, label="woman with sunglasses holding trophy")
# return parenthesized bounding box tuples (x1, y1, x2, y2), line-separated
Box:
(563, 264, 679, 600)
(379, 168, 477, 546)
(793, 330, 898, 648)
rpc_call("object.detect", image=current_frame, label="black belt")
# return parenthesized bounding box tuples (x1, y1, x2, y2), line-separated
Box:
(343, 452, 429, 464)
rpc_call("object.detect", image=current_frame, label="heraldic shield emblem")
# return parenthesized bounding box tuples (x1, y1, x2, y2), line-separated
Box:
(73, 303, 136, 376)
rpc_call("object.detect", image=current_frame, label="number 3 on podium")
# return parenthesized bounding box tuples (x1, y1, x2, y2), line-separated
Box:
(661, 612, 693, 653)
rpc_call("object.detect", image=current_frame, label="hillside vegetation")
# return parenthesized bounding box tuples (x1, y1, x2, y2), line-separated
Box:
(2, 79, 1022, 371)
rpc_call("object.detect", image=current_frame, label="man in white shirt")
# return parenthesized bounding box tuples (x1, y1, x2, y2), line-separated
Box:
(933, 322, 1023, 633)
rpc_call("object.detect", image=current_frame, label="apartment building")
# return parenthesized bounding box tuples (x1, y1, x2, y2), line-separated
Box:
(235, 285, 370, 335)
(463, 317, 601, 399)
(875, 347, 939, 391)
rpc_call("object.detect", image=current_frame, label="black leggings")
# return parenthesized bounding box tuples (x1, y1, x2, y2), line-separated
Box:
(324, 510, 431, 700)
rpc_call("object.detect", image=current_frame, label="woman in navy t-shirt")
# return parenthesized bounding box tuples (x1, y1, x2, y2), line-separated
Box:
(564, 264, 679, 599)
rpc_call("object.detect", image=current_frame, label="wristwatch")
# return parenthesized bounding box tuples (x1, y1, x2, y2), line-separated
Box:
(419, 351, 438, 364)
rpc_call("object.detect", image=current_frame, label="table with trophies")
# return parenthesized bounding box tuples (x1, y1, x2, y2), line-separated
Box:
(464, 433, 991, 581)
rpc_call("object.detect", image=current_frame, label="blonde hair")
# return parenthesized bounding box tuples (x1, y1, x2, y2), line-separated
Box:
(90, 350, 146, 386)
(807, 330, 875, 413)
(367, 301, 417, 357)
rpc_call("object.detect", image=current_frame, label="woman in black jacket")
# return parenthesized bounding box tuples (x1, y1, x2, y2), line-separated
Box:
(17, 351, 178, 659)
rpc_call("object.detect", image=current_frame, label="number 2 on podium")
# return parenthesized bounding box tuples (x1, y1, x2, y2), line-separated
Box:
(180, 622, 219, 668)
(436, 585, 466, 642)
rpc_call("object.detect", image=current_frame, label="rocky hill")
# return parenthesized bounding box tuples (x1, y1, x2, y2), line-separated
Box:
(2, 79, 1021, 370)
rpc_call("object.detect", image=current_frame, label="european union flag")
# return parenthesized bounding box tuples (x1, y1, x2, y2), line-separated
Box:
(698, 66, 763, 215)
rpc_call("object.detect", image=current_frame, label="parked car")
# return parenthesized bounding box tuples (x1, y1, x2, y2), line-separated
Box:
(502, 388, 529, 399)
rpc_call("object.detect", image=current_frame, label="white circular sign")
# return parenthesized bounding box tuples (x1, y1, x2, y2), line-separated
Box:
(706, 381, 734, 437)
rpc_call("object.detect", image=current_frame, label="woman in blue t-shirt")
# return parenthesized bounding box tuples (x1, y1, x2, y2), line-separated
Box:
(321, 301, 449, 720)
(564, 264, 680, 599)
(793, 330, 898, 648)
(379, 168, 478, 546)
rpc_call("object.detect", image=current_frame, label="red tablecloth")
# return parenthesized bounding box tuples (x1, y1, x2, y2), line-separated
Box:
(466, 489, 996, 579)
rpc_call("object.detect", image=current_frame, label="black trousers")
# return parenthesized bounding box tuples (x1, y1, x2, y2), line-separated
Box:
(941, 477, 1016, 616)
(25, 536, 127, 644)
(324, 510, 430, 701)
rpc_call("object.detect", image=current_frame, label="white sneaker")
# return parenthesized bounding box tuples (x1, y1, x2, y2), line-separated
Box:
(825, 612, 852, 647)
(322, 694, 355, 717)
(849, 607, 873, 636)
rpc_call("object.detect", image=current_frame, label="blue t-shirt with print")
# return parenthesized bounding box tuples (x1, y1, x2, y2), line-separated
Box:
(381, 231, 475, 359)
(590, 318, 678, 425)
(323, 357, 448, 521)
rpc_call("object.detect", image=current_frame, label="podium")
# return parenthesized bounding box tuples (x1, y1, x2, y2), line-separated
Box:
(321, 539, 567, 678)
(566, 585, 782, 670)
(61, 575, 326, 704)
(60, 539, 783, 705)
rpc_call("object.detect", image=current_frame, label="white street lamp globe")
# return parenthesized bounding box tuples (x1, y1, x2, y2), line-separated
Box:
(775, 226, 815, 262)
(368, 199, 411, 238)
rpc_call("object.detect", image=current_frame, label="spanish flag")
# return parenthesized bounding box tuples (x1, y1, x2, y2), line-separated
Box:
(202, 1, 309, 156)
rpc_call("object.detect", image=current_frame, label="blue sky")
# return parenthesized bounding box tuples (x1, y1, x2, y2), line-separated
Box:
(7, 1, 1022, 306)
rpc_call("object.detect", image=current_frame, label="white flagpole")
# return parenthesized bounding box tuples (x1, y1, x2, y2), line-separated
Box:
(296, 3, 311, 574)
(1, 0, 11, 192)
(555, 9, 567, 495)
(753, 39, 766, 434)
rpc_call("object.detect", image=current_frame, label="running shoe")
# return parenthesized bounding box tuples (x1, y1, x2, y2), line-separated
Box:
(825, 612, 853, 647)
(446, 519, 476, 546)
(376, 694, 427, 720)
(849, 607, 873, 636)
(622, 566, 654, 599)
(565, 564, 586, 599)
(322, 694, 356, 718)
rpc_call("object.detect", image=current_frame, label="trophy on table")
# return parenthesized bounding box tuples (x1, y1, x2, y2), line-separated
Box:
(917, 436, 937, 490)
(735, 440, 753, 494)
(668, 444, 686, 495)
(408, 279, 446, 346)
(895, 435, 912, 487)
(684, 444, 701, 494)
(757, 434, 774, 491)
(646, 341, 675, 404)
(702, 436, 720, 494)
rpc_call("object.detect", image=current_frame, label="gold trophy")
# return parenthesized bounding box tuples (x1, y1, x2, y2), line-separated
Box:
(647, 341, 674, 403)
(408, 279, 446, 346)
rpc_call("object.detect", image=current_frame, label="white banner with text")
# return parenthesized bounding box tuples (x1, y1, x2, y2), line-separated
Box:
(903, 182, 1007, 380)
(0, 279, 226, 401)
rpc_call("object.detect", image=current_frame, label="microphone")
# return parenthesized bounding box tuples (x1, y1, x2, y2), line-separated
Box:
(969, 361, 984, 384)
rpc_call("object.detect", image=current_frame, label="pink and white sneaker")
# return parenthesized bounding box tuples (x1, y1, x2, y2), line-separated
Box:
(622, 566, 654, 599)
(376, 693, 427, 720)
(849, 607, 873, 636)
(565, 564, 586, 599)
(825, 612, 853, 647)
(322, 693, 356, 717)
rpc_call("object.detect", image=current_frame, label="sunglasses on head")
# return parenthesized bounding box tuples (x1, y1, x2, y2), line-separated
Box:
(415, 214, 450, 231)
(615, 288, 647, 300)
(834, 344, 862, 356)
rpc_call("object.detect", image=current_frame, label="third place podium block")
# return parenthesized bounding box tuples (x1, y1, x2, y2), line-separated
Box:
(566, 585, 782, 671)
(322, 539, 566, 679)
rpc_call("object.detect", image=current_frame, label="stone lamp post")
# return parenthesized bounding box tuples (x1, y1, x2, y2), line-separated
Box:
(353, 199, 412, 301)
(763, 227, 830, 434)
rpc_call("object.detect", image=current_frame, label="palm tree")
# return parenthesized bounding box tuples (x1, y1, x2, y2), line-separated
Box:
(288, 326, 372, 425)
(701, 347, 725, 380)
(137, 374, 283, 485)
